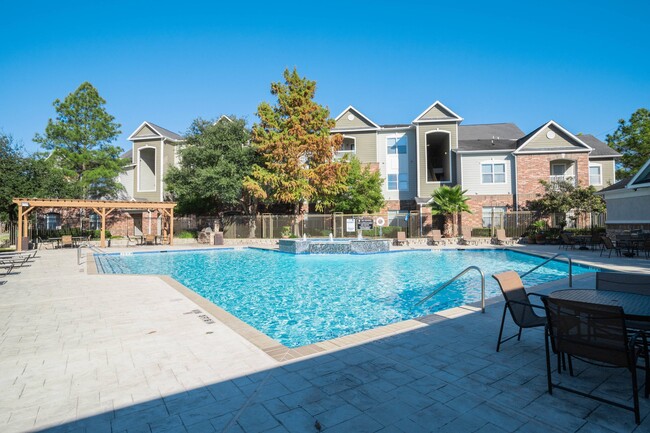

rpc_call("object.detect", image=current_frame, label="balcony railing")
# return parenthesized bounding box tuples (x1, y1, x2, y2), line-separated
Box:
(549, 175, 576, 186)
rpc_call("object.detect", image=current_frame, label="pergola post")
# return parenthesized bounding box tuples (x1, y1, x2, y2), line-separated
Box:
(17, 204, 23, 252)
(170, 207, 174, 246)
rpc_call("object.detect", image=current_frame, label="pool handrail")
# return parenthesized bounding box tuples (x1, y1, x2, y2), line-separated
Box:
(415, 265, 486, 313)
(520, 253, 573, 287)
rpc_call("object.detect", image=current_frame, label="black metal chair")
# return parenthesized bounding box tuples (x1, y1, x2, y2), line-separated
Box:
(601, 236, 622, 258)
(493, 271, 547, 352)
(542, 297, 649, 425)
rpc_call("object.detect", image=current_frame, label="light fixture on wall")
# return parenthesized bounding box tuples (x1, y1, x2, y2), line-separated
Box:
(21, 202, 29, 207)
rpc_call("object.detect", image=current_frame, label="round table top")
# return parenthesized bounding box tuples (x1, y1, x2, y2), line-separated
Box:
(549, 289, 650, 320)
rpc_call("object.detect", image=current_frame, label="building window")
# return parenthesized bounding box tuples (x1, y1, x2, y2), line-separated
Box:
(387, 136, 407, 154)
(387, 173, 408, 191)
(45, 212, 61, 230)
(482, 206, 506, 228)
(589, 164, 602, 185)
(481, 163, 506, 184)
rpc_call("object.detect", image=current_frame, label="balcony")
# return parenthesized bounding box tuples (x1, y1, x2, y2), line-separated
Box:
(549, 175, 576, 186)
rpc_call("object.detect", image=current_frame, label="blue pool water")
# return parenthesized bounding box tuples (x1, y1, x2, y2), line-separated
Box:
(96, 248, 595, 347)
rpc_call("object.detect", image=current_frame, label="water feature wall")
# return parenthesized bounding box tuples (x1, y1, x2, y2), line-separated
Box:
(279, 238, 391, 254)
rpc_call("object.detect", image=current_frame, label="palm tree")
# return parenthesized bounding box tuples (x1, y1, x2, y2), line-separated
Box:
(429, 185, 472, 237)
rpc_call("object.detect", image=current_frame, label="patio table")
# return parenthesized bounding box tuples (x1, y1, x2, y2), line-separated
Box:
(573, 235, 591, 250)
(48, 237, 62, 248)
(549, 289, 650, 326)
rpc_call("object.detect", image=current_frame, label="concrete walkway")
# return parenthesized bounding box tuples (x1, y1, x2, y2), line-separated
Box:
(1, 244, 650, 432)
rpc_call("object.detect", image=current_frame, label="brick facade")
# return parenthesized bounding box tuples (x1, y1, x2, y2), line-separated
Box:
(461, 194, 515, 230)
(515, 152, 590, 208)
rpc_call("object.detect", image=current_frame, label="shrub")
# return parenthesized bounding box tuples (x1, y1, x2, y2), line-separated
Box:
(176, 230, 197, 239)
(91, 230, 111, 239)
(471, 228, 491, 237)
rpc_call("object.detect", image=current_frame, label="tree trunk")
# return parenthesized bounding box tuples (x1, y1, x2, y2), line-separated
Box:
(247, 198, 258, 239)
(443, 214, 454, 238)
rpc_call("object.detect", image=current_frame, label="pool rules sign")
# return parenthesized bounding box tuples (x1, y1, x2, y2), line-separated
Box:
(357, 218, 374, 230)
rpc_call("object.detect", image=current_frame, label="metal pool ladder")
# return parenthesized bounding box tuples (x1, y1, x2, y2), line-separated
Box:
(520, 253, 573, 287)
(415, 266, 486, 313)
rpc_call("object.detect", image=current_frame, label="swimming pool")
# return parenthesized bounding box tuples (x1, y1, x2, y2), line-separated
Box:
(96, 248, 595, 347)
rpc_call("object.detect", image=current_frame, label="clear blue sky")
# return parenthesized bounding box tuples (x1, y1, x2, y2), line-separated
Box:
(1, 1, 648, 154)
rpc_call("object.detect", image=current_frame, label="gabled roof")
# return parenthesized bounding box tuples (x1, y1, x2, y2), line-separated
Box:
(597, 177, 630, 193)
(514, 120, 591, 154)
(412, 101, 463, 123)
(215, 115, 233, 124)
(128, 121, 184, 141)
(629, 158, 650, 188)
(578, 134, 621, 158)
(333, 105, 380, 129)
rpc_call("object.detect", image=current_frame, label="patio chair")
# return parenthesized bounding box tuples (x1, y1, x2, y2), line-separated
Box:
(428, 230, 446, 246)
(560, 233, 577, 250)
(542, 297, 649, 424)
(492, 271, 547, 352)
(596, 272, 650, 295)
(61, 235, 73, 248)
(144, 234, 156, 245)
(459, 236, 479, 246)
(494, 229, 514, 246)
(394, 231, 408, 246)
(600, 236, 621, 258)
(126, 235, 141, 247)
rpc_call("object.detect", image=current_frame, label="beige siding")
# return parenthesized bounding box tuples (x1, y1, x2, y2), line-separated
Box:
(335, 109, 376, 129)
(417, 123, 457, 197)
(134, 125, 159, 138)
(419, 104, 454, 120)
(348, 131, 377, 164)
(118, 166, 135, 199)
(133, 139, 160, 201)
(376, 129, 417, 201)
(600, 159, 616, 187)
(460, 153, 514, 195)
(525, 125, 586, 150)
(161, 142, 178, 195)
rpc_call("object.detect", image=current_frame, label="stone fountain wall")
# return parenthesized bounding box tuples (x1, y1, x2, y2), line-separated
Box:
(278, 239, 390, 254)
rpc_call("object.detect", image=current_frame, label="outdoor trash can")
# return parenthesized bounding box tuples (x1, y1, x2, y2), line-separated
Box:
(214, 232, 224, 245)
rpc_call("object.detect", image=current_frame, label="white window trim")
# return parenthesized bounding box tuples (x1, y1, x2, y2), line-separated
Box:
(589, 163, 602, 186)
(480, 161, 507, 185)
(137, 146, 157, 193)
(386, 132, 408, 156)
(336, 135, 357, 156)
(424, 129, 452, 184)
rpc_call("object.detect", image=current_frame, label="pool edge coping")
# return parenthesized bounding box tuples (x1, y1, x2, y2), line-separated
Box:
(86, 247, 600, 363)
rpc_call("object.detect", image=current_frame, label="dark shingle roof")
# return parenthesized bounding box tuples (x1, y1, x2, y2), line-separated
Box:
(457, 123, 523, 151)
(380, 124, 412, 129)
(457, 139, 518, 151)
(459, 123, 525, 140)
(598, 177, 631, 193)
(578, 134, 621, 157)
(147, 122, 184, 140)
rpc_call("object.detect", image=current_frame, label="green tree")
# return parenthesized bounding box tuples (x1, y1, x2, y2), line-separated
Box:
(33, 82, 125, 199)
(330, 156, 384, 213)
(607, 108, 650, 179)
(165, 116, 258, 218)
(0, 132, 71, 221)
(429, 185, 472, 237)
(244, 69, 347, 220)
(526, 180, 605, 228)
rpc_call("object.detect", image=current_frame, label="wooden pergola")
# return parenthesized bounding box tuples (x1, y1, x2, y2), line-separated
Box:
(12, 198, 177, 251)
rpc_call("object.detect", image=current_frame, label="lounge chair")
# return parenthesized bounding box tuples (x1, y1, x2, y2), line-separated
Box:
(394, 231, 408, 246)
(559, 233, 577, 250)
(494, 229, 515, 246)
(542, 297, 649, 425)
(428, 230, 446, 246)
(459, 236, 479, 246)
(126, 235, 141, 247)
(600, 236, 621, 258)
(596, 272, 650, 295)
(492, 271, 546, 352)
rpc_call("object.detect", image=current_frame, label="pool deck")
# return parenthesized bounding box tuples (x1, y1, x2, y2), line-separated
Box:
(1, 243, 650, 432)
